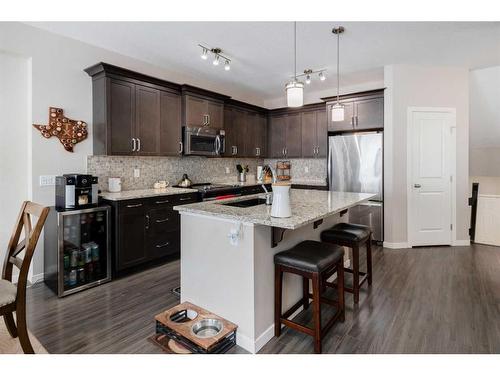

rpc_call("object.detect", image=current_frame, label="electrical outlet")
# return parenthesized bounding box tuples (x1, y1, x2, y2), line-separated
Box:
(133, 168, 140, 178)
(39, 175, 56, 186)
(304, 166, 309, 173)
(225, 167, 231, 174)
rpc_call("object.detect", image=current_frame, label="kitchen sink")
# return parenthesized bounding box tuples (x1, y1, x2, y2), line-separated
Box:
(222, 198, 267, 208)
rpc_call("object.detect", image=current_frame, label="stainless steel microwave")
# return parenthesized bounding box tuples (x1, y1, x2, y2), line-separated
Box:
(183, 126, 225, 156)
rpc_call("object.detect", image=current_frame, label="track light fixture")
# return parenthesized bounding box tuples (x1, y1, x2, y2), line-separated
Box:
(294, 68, 327, 85)
(198, 44, 231, 71)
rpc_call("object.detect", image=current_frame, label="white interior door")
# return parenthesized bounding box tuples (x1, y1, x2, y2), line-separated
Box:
(408, 108, 454, 246)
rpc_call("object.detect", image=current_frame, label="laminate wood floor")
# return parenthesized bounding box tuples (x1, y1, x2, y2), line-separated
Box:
(26, 244, 500, 354)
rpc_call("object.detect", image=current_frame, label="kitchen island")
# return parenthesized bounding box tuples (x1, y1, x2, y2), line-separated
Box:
(174, 189, 374, 353)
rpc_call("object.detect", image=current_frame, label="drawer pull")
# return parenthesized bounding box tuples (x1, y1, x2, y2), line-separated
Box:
(156, 242, 170, 248)
(126, 203, 142, 208)
(179, 197, 193, 201)
(155, 200, 170, 204)
(155, 218, 169, 223)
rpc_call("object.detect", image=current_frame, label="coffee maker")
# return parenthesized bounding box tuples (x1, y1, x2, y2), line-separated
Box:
(56, 174, 98, 211)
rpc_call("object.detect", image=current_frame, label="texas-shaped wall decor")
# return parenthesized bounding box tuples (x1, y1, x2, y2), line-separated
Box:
(33, 107, 88, 152)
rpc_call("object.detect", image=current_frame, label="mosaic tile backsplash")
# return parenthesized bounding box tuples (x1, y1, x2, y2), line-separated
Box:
(87, 156, 327, 191)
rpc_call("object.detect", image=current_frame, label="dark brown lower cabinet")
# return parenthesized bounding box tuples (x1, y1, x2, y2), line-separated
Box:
(105, 192, 198, 274)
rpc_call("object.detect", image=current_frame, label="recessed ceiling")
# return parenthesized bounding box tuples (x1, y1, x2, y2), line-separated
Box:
(27, 21, 500, 104)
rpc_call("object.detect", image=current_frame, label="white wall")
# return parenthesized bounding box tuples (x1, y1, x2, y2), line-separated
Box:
(0, 52, 31, 277)
(469, 66, 500, 177)
(0, 22, 270, 279)
(384, 65, 470, 246)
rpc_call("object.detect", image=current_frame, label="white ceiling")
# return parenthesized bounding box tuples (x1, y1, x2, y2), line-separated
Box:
(28, 22, 500, 103)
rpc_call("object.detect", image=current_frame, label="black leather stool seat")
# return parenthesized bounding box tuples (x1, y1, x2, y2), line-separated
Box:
(274, 240, 344, 273)
(321, 223, 371, 244)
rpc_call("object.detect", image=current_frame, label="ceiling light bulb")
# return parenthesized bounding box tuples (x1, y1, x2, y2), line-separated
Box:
(305, 74, 311, 84)
(319, 72, 326, 81)
(213, 56, 220, 66)
(224, 60, 230, 71)
(201, 48, 208, 60)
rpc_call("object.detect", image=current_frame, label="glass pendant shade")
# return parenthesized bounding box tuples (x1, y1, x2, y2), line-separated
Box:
(286, 80, 304, 108)
(331, 102, 345, 122)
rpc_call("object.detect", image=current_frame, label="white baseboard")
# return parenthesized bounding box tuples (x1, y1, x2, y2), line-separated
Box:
(453, 239, 471, 246)
(383, 241, 409, 249)
(30, 272, 44, 285)
(254, 325, 275, 353)
(236, 332, 255, 354)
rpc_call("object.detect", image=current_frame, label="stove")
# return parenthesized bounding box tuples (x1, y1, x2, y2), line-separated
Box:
(175, 183, 242, 201)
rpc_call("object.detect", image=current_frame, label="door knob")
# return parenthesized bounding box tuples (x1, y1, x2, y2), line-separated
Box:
(414, 184, 422, 188)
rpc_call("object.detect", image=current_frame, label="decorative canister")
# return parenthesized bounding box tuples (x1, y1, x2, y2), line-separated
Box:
(271, 182, 292, 218)
(108, 177, 122, 192)
(238, 172, 246, 182)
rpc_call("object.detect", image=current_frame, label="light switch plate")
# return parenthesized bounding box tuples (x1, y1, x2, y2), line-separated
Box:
(133, 168, 140, 178)
(39, 175, 56, 186)
(304, 166, 309, 173)
(225, 167, 231, 174)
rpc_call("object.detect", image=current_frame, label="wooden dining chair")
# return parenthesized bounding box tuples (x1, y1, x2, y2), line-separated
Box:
(1, 201, 50, 354)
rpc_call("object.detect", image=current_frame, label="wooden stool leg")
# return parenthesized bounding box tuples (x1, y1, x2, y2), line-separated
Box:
(337, 260, 345, 322)
(274, 264, 283, 337)
(312, 272, 322, 354)
(366, 234, 373, 286)
(302, 277, 310, 310)
(16, 308, 34, 354)
(352, 245, 360, 304)
(3, 312, 18, 338)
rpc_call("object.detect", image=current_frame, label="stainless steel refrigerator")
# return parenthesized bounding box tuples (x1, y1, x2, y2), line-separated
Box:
(328, 131, 383, 242)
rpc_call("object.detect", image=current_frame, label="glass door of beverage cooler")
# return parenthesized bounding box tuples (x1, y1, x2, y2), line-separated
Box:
(59, 206, 111, 296)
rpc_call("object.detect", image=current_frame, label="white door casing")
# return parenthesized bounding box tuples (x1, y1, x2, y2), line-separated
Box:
(407, 107, 455, 247)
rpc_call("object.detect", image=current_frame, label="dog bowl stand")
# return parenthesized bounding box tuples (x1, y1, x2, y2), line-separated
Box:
(155, 301, 238, 354)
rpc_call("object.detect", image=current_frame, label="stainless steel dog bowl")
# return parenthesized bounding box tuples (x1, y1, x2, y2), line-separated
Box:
(191, 318, 223, 338)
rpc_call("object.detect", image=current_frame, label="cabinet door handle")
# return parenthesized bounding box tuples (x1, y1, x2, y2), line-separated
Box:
(156, 242, 170, 248)
(155, 218, 169, 223)
(256, 147, 260, 156)
(235, 145, 238, 155)
(137, 138, 141, 152)
(178, 141, 183, 154)
(126, 203, 142, 208)
(351, 117, 355, 126)
(145, 214, 150, 230)
(207, 114, 210, 125)
(155, 200, 170, 204)
(356, 116, 359, 126)
(132, 138, 136, 152)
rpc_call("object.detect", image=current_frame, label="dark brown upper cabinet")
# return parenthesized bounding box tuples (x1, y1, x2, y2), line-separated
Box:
(224, 100, 267, 158)
(268, 114, 287, 158)
(181, 86, 229, 130)
(135, 85, 161, 155)
(159, 91, 182, 156)
(268, 113, 303, 158)
(326, 91, 384, 132)
(85, 63, 182, 156)
(301, 109, 327, 158)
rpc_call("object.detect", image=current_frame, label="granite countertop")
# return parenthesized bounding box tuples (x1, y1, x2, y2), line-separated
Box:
(174, 190, 375, 230)
(99, 187, 197, 201)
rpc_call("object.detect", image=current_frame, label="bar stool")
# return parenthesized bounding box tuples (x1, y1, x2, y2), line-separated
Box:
(321, 223, 372, 304)
(274, 240, 345, 353)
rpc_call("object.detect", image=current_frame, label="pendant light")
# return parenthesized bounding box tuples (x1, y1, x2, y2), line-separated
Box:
(331, 26, 345, 122)
(285, 22, 304, 108)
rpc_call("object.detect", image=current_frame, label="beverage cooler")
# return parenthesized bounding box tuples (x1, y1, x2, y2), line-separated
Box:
(44, 206, 111, 297)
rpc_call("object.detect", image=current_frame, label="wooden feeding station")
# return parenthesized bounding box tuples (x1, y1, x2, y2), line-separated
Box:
(154, 301, 238, 354)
